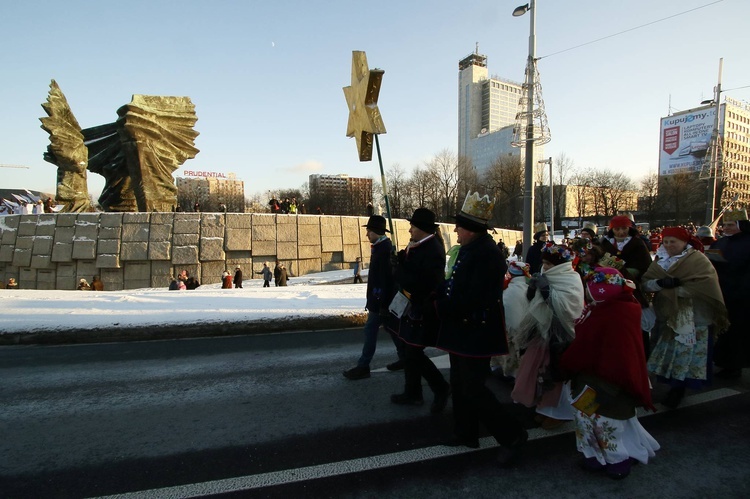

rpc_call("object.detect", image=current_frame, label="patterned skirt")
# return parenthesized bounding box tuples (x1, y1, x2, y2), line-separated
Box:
(647, 324, 710, 385)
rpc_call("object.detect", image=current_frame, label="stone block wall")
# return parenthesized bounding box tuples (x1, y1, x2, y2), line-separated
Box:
(0, 213, 521, 290)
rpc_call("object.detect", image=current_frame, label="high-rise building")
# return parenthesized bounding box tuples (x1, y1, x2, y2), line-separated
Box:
(659, 96, 750, 209)
(308, 174, 372, 216)
(176, 174, 245, 212)
(458, 48, 544, 175)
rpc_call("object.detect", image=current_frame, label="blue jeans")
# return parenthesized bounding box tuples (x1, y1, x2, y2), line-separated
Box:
(358, 311, 404, 368)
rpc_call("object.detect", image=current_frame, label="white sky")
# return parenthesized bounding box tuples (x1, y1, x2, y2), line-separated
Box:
(1, 269, 367, 334)
(1, 0, 749, 198)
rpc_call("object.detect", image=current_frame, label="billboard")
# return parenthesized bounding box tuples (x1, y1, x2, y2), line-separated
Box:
(659, 106, 715, 176)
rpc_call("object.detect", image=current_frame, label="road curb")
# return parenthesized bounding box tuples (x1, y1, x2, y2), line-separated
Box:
(0, 313, 368, 346)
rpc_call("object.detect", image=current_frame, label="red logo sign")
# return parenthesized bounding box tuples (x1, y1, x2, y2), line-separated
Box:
(663, 126, 679, 155)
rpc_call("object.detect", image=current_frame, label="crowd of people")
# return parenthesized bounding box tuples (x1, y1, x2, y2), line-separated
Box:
(339, 197, 748, 480)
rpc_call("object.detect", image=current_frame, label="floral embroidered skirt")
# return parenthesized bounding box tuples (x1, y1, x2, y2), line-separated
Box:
(647, 324, 710, 384)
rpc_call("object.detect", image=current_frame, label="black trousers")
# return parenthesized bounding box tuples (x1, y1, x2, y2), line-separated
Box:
(403, 344, 449, 399)
(449, 353, 524, 446)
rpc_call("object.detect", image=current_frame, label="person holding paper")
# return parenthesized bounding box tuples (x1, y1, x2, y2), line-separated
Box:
(387, 208, 450, 413)
(342, 216, 404, 380)
(560, 267, 659, 480)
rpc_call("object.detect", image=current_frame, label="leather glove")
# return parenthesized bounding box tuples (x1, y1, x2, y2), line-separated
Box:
(536, 273, 551, 301)
(656, 277, 681, 289)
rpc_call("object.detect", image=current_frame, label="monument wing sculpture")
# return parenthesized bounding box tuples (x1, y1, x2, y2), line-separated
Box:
(83, 122, 137, 212)
(117, 95, 200, 213)
(39, 80, 92, 212)
(40, 81, 200, 213)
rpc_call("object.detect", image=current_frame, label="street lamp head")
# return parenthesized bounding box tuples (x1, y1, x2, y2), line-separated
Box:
(701, 99, 715, 105)
(512, 3, 530, 16)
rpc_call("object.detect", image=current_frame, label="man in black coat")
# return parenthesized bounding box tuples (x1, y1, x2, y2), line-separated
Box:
(435, 193, 528, 466)
(233, 266, 243, 288)
(525, 223, 549, 275)
(387, 208, 451, 413)
(343, 216, 404, 380)
(710, 210, 750, 379)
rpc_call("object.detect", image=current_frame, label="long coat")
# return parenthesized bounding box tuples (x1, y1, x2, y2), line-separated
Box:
(386, 235, 445, 347)
(711, 225, 750, 368)
(600, 232, 652, 307)
(435, 233, 509, 357)
(365, 237, 394, 313)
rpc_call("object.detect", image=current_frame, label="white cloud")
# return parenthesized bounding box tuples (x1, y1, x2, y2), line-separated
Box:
(283, 160, 324, 174)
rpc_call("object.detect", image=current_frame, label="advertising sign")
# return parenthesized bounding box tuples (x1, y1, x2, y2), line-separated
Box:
(659, 106, 715, 176)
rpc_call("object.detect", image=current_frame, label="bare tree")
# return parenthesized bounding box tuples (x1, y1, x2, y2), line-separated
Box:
(589, 169, 637, 218)
(657, 173, 705, 225)
(386, 163, 407, 219)
(568, 169, 595, 225)
(481, 154, 524, 228)
(425, 149, 460, 221)
(638, 173, 662, 227)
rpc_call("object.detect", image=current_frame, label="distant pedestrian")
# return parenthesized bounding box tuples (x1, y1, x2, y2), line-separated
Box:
(91, 275, 104, 291)
(221, 271, 233, 289)
(234, 266, 243, 288)
(186, 275, 200, 290)
(353, 257, 363, 284)
(366, 202, 374, 216)
(6, 277, 18, 289)
(277, 264, 289, 286)
(77, 278, 91, 291)
(194, 202, 200, 212)
(256, 262, 273, 287)
(168, 276, 179, 290)
(513, 239, 523, 260)
(274, 260, 282, 286)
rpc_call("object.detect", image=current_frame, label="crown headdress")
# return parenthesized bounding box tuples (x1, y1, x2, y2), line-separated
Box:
(459, 192, 495, 224)
(723, 208, 748, 222)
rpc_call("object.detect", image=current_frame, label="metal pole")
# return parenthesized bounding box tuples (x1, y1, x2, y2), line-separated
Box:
(548, 157, 554, 239)
(704, 58, 723, 225)
(374, 134, 397, 250)
(522, 0, 537, 257)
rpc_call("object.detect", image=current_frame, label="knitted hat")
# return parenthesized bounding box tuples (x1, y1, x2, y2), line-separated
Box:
(585, 267, 632, 303)
(661, 226, 690, 242)
(541, 243, 573, 266)
(609, 215, 632, 229)
(508, 261, 530, 277)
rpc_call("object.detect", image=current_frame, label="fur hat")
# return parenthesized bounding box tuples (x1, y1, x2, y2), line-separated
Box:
(407, 208, 438, 234)
(454, 192, 495, 232)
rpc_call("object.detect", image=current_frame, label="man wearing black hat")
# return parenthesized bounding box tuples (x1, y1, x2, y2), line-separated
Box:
(343, 215, 404, 380)
(435, 193, 528, 466)
(387, 208, 451, 413)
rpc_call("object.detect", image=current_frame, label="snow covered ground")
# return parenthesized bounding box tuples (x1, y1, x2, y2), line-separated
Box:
(0, 269, 367, 334)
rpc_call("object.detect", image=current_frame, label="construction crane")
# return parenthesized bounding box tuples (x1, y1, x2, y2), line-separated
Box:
(0, 164, 31, 169)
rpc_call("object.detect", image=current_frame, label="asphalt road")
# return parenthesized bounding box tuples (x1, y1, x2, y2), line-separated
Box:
(1, 329, 748, 498)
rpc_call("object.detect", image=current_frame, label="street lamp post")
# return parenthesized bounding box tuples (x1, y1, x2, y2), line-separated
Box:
(514, 1, 537, 256)
(704, 58, 723, 225)
(539, 156, 553, 239)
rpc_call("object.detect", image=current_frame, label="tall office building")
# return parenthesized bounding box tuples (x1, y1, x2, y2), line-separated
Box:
(458, 48, 544, 175)
(659, 96, 750, 209)
(308, 174, 372, 216)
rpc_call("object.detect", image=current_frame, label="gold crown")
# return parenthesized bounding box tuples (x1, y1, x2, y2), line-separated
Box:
(723, 208, 748, 222)
(459, 192, 495, 223)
